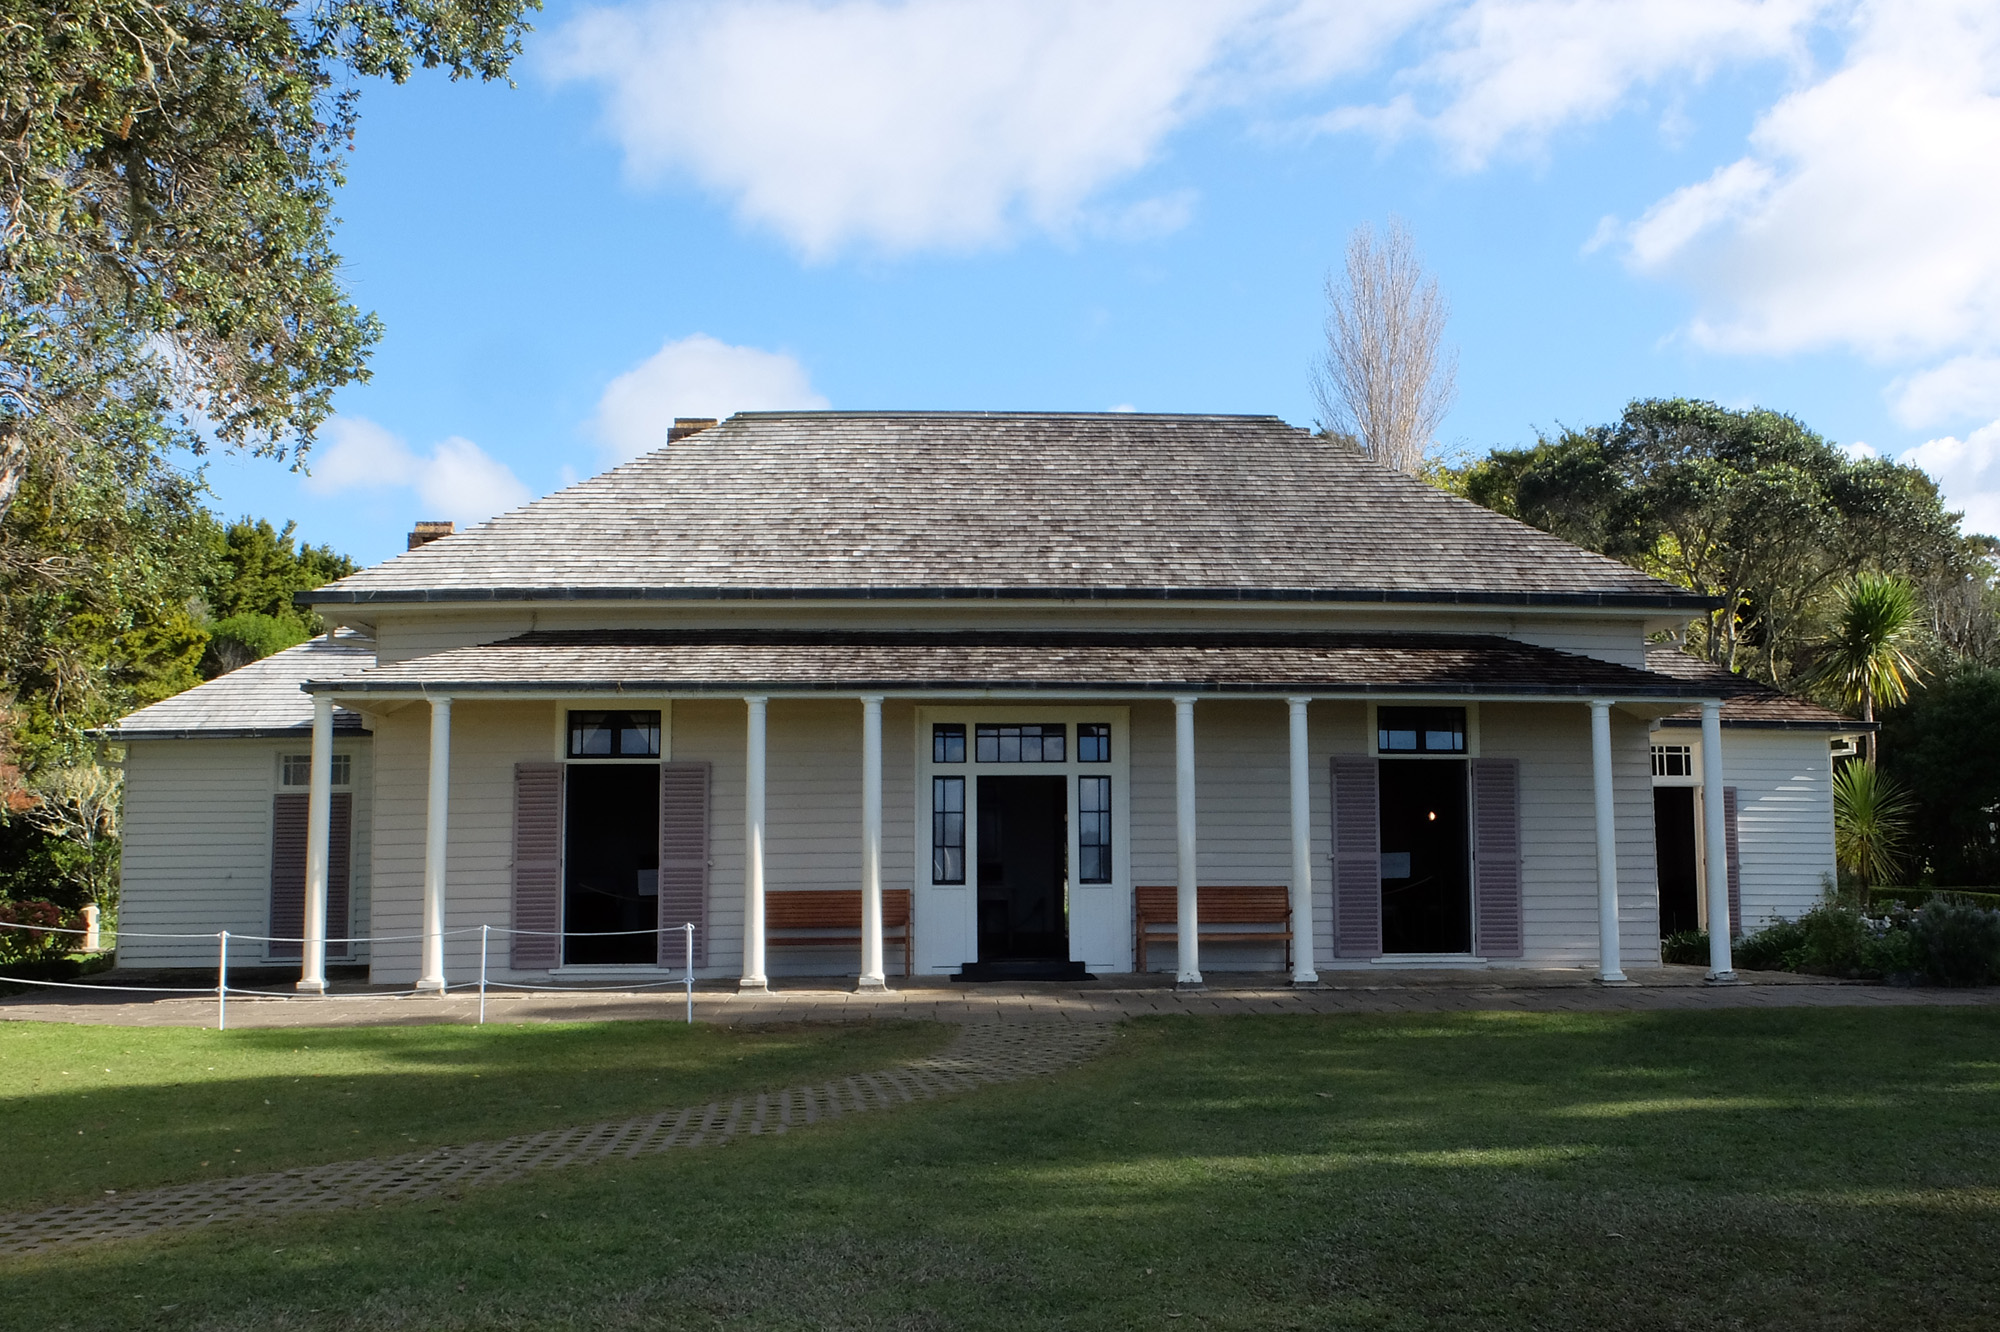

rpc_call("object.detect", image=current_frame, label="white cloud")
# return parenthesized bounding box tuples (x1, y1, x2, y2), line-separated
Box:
(1890, 355, 2000, 429)
(591, 334, 829, 462)
(1616, 0, 2000, 363)
(1902, 420, 2000, 536)
(304, 417, 533, 527)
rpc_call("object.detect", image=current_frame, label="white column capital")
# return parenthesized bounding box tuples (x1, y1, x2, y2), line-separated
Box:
(1286, 695, 1313, 709)
(858, 693, 885, 707)
(1589, 698, 1616, 713)
(1172, 694, 1199, 707)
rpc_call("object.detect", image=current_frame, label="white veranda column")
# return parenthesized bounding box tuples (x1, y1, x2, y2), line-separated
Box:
(297, 692, 335, 994)
(417, 695, 452, 994)
(1174, 695, 1203, 988)
(1589, 699, 1627, 983)
(741, 696, 769, 992)
(1701, 700, 1737, 981)
(857, 695, 886, 991)
(1287, 697, 1318, 986)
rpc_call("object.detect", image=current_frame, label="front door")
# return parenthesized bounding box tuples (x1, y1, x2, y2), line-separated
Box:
(1379, 758, 1472, 954)
(976, 775, 1069, 961)
(563, 764, 659, 964)
(1654, 787, 1701, 937)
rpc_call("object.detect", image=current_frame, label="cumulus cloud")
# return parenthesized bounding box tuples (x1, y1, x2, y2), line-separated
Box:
(591, 334, 829, 462)
(304, 417, 534, 527)
(1901, 420, 2000, 536)
(1891, 355, 2000, 430)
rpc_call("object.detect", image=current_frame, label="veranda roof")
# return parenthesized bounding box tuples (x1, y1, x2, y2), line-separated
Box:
(105, 632, 376, 740)
(300, 413, 1711, 610)
(1646, 648, 1868, 732)
(308, 630, 1723, 700)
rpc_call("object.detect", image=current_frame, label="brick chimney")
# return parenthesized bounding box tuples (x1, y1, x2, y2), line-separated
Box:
(668, 417, 718, 443)
(407, 520, 454, 550)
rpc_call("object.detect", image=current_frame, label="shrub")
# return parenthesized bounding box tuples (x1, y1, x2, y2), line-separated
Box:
(1661, 930, 1710, 965)
(1869, 887, 2000, 912)
(1912, 898, 2000, 987)
(1735, 917, 1808, 972)
(0, 899, 74, 965)
(1795, 902, 1875, 976)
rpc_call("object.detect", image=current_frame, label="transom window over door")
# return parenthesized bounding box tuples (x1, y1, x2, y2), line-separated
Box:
(1377, 706, 1467, 754)
(568, 710, 661, 758)
(976, 723, 1065, 763)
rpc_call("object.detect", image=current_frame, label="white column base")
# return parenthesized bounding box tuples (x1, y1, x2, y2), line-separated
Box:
(1291, 974, 1321, 988)
(294, 977, 328, 995)
(414, 978, 446, 995)
(1593, 971, 1633, 985)
(855, 976, 888, 993)
(1704, 970, 1742, 985)
(1174, 977, 1206, 992)
(737, 977, 769, 993)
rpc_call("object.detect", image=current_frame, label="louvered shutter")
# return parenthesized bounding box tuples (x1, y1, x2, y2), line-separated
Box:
(1723, 785, 1743, 939)
(268, 794, 308, 960)
(1471, 758, 1523, 958)
(326, 794, 352, 960)
(659, 761, 712, 967)
(511, 762, 564, 970)
(1330, 756, 1381, 958)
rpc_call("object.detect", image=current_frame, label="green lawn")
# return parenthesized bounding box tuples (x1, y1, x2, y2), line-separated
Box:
(0, 1018, 946, 1211)
(4, 1008, 1999, 1330)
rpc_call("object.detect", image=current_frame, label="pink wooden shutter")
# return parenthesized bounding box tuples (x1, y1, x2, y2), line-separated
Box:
(659, 761, 712, 967)
(1471, 758, 1523, 958)
(326, 793, 352, 960)
(267, 794, 308, 960)
(1330, 756, 1381, 958)
(1723, 785, 1743, 938)
(511, 762, 564, 970)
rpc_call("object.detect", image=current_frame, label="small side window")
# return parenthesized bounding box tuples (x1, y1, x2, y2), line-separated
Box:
(1078, 724, 1111, 763)
(933, 723, 966, 763)
(281, 754, 351, 787)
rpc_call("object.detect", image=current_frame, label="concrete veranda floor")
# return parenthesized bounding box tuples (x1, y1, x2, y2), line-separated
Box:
(4, 965, 1998, 1028)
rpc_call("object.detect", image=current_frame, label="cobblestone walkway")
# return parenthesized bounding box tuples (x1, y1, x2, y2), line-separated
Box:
(0, 1020, 1116, 1258)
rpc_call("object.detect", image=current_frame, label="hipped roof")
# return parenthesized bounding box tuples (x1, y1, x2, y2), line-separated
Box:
(302, 413, 1709, 610)
(104, 633, 375, 740)
(1647, 648, 1869, 732)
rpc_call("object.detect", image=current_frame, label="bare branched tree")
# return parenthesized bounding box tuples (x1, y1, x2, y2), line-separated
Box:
(1311, 219, 1458, 473)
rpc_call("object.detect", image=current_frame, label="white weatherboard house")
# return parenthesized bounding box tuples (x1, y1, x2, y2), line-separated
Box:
(106, 413, 1863, 991)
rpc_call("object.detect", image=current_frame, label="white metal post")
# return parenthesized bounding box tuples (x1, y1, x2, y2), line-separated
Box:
(1287, 697, 1319, 986)
(298, 692, 335, 994)
(1589, 700, 1628, 983)
(478, 923, 489, 1025)
(418, 695, 452, 994)
(1701, 700, 1738, 982)
(741, 696, 769, 992)
(685, 921, 695, 1024)
(858, 695, 886, 991)
(1174, 695, 1203, 989)
(217, 930, 229, 1031)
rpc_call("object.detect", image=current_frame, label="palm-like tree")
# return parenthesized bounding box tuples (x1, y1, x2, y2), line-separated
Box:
(1832, 761, 1914, 894)
(1812, 574, 1925, 763)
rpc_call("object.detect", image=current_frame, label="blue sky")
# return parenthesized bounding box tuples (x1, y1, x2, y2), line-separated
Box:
(202, 0, 2000, 568)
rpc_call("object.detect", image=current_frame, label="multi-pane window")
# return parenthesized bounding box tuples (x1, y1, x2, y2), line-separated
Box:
(976, 723, 1065, 763)
(567, 710, 661, 758)
(1652, 745, 1694, 778)
(932, 777, 966, 884)
(1377, 706, 1466, 754)
(1078, 723, 1111, 762)
(1079, 776, 1112, 883)
(281, 754, 351, 787)
(933, 723, 966, 763)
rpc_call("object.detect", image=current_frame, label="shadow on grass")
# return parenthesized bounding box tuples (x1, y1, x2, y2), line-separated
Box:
(5, 1007, 2000, 1331)
(0, 1019, 947, 1212)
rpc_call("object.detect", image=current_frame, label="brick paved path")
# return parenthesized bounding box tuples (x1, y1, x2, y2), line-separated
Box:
(0, 1019, 1116, 1257)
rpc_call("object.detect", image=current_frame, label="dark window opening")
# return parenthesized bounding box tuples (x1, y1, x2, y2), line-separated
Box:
(1378, 706, 1467, 754)
(563, 764, 659, 964)
(976, 723, 1065, 763)
(933, 776, 966, 884)
(1654, 787, 1701, 937)
(1078, 724, 1111, 763)
(1079, 776, 1112, 883)
(976, 775, 1068, 960)
(567, 710, 661, 759)
(1379, 758, 1471, 953)
(933, 723, 966, 763)
(1652, 745, 1694, 778)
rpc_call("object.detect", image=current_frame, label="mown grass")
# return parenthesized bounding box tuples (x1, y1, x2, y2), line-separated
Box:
(4, 1007, 1999, 1330)
(0, 1018, 946, 1211)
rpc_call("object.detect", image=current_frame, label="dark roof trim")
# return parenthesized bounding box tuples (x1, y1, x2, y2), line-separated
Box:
(1658, 716, 1873, 733)
(299, 583, 1721, 611)
(311, 678, 1713, 699)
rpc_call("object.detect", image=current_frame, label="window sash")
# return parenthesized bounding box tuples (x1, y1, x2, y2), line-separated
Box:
(933, 723, 966, 763)
(1376, 706, 1466, 754)
(932, 776, 966, 884)
(1078, 723, 1111, 763)
(567, 710, 662, 759)
(975, 723, 1066, 763)
(1078, 775, 1112, 884)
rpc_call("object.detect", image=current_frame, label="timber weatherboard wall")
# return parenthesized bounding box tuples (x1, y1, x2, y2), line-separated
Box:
(116, 739, 373, 968)
(1725, 730, 1838, 931)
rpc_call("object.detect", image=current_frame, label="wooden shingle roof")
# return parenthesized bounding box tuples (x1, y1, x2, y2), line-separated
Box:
(104, 633, 375, 740)
(1647, 648, 1868, 732)
(302, 413, 1708, 609)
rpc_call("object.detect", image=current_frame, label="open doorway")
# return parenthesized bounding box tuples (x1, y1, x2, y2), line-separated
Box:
(1654, 787, 1701, 937)
(563, 764, 659, 964)
(1379, 759, 1472, 954)
(974, 775, 1069, 964)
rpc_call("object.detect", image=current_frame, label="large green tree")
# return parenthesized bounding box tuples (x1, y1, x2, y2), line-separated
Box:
(1, 0, 539, 516)
(1455, 398, 1967, 685)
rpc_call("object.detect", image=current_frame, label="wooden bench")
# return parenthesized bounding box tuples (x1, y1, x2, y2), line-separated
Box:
(1134, 885, 1292, 973)
(766, 889, 913, 977)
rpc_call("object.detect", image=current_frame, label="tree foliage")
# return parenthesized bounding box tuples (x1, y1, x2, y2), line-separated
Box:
(1453, 398, 1967, 685)
(0, 0, 539, 513)
(1810, 574, 1925, 761)
(1879, 666, 2000, 885)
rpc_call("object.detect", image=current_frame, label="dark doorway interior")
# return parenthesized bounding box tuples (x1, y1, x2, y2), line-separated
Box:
(564, 764, 659, 965)
(1379, 758, 1471, 954)
(975, 775, 1069, 963)
(1654, 786, 1701, 937)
